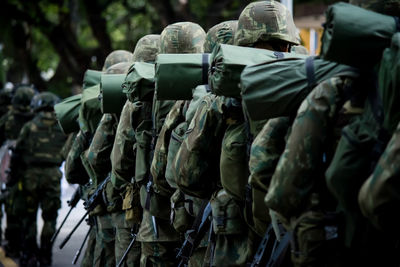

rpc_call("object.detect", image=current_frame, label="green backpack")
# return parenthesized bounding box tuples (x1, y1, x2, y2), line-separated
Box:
(320, 2, 399, 68)
(209, 44, 306, 98)
(241, 57, 358, 121)
(54, 94, 82, 135)
(79, 84, 102, 135)
(83, 69, 102, 90)
(122, 62, 155, 102)
(325, 33, 400, 246)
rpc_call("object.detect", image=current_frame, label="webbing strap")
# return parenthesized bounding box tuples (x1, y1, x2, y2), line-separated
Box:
(202, 54, 210, 85)
(395, 17, 400, 32)
(305, 56, 316, 89)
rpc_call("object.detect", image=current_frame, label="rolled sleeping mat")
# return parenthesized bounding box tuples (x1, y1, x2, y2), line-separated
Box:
(241, 56, 359, 121)
(54, 94, 82, 135)
(123, 62, 155, 102)
(320, 2, 400, 68)
(100, 73, 127, 114)
(155, 53, 210, 100)
(208, 44, 307, 98)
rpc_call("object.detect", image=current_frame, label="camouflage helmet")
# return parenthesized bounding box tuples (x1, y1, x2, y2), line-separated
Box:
(235, 1, 300, 47)
(349, 0, 400, 16)
(105, 62, 132, 74)
(132, 34, 160, 63)
(204, 20, 238, 53)
(159, 22, 206, 54)
(102, 50, 134, 71)
(11, 85, 36, 107)
(30, 91, 60, 112)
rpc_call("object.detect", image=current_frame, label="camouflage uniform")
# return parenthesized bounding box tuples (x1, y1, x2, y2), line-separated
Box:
(173, 2, 299, 265)
(10, 92, 66, 266)
(87, 54, 133, 267)
(108, 35, 160, 267)
(264, 77, 363, 267)
(0, 87, 12, 118)
(132, 22, 205, 267)
(0, 85, 35, 257)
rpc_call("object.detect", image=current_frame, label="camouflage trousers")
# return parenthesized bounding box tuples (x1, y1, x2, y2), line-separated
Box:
(112, 211, 141, 266)
(140, 241, 180, 267)
(81, 225, 97, 267)
(93, 213, 116, 267)
(20, 166, 62, 263)
(4, 183, 25, 256)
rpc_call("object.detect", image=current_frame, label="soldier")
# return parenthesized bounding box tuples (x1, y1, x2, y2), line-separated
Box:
(64, 49, 133, 267)
(134, 21, 206, 267)
(0, 84, 35, 257)
(9, 92, 66, 266)
(172, 1, 299, 266)
(0, 85, 13, 118)
(108, 34, 160, 267)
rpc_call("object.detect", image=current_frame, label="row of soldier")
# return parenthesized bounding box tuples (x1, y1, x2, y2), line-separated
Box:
(0, 84, 66, 267)
(57, 0, 400, 266)
(1, 0, 399, 266)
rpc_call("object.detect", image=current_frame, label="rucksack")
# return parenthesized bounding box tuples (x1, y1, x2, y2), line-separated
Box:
(54, 94, 82, 135)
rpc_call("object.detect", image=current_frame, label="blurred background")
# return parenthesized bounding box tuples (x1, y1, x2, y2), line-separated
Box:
(0, 0, 341, 98)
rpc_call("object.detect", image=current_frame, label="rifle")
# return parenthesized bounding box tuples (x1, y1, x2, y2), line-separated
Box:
(72, 225, 92, 265)
(266, 230, 291, 267)
(51, 186, 81, 244)
(176, 202, 212, 267)
(250, 224, 275, 267)
(116, 225, 139, 267)
(59, 175, 111, 249)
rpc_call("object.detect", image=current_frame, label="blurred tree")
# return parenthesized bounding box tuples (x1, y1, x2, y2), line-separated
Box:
(0, 0, 256, 97)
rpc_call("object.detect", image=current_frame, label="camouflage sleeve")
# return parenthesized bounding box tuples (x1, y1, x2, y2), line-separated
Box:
(111, 101, 136, 190)
(150, 100, 185, 196)
(64, 130, 90, 185)
(8, 121, 31, 184)
(172, 95, 225, 198)
(265, 77, 350, 221)
(87, 113, 118, 182)
(358, 121, 400, 233)
(0, 112, 8, 146)
(249, 117, 291, 193)
(61, 132, 77, 160)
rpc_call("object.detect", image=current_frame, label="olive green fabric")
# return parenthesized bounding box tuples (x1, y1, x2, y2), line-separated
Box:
(241, 57, 358, 121)
(100, 73, 127, 114)
(208, 44, 305, 98)
(79, 84, 102, 134)
(155, 53, 210, 100)
(320, 2, 399, 68)
(358, 121, 400, 234)
(83, 69, 103, 90)
(122, 62, 155, 102)
(378, 33, 400, 134)
(54, 94, 81, 134)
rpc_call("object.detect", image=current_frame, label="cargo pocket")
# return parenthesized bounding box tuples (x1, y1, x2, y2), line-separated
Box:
(123, 184, 142, 224)
(220, 123, 248, 201)
(210, 189, 245, 235)
(139, 184, 171, 220)
(165, 121, 188, 189)
(170, 189, 193, 233)
(135, 120, 152, 185)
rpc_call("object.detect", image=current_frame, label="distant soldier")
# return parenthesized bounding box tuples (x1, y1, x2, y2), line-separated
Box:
(9, 92, 66, 266)
(0, 84, 35, 257)
(0, 86, 13, 118)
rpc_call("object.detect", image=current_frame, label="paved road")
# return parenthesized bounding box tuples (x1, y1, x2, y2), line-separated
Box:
(1, 169, 90, 267)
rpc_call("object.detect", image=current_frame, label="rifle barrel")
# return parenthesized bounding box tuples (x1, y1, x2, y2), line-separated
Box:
(72, 225, 92, 265)
(51, 205, 74, 244)
(59, 210, 89, 249)
(116, 233, 137, 267)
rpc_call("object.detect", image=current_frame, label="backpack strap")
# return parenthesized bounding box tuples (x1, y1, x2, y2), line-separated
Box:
(202, 54, 210, 85)
(305, 56, 316, 89)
